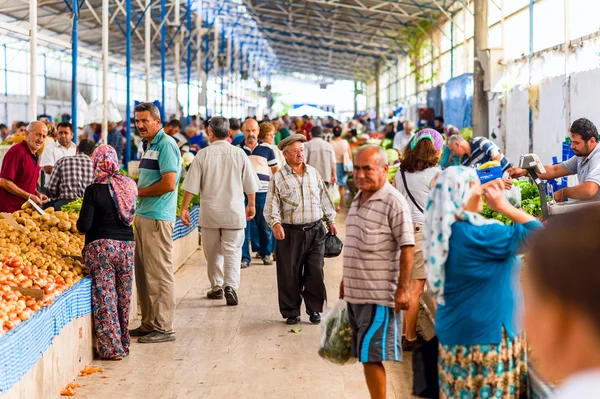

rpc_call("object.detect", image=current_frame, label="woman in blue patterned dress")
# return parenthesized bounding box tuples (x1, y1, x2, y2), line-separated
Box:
(77, 145, 138, 360)
(423, 167, 542, 398)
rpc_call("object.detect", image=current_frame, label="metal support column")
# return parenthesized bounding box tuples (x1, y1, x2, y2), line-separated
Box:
(564, 0, 571, 131)
(186, 0, 192, 125)
(473, 0, 489, 138)
(160, 0, 166, 123)
(29, 0, 38, 121)
(3, 44, 7, 124)
(174, 0, 180, 119)
(450, 20, 454, 79)
(125, 0, 132, 166)
(203, 10, 209, 116)
(353, 80, 358, 117)
(102, 0, 109, 143)
(145, 0, 151, 101)
(195, 1, 202, 120)
(220, 26, 225, 115)
(375, 59, 381, 129)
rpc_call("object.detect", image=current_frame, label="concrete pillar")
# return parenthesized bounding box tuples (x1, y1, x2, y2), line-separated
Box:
(473, 0, 489, 138)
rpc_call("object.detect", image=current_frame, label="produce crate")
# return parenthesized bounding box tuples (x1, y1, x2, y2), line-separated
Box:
(477, 165, 502, 184)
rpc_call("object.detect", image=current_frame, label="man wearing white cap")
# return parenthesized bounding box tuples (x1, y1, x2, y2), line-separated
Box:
(264, 134, 337, 325)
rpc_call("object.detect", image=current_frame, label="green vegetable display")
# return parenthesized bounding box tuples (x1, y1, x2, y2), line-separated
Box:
(482, 180, 549, 224)
(61, 198, 83, 214)
(318, 301, 356, 365)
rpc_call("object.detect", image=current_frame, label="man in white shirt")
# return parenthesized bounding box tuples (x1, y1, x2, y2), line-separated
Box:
(393, 120, 414, 153)
(180, 116, 260, 306)
(40, 122, 76, 185)
(304, 126, 337, 187)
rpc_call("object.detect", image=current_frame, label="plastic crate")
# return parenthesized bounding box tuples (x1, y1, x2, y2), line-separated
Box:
(477, 165, 503, 184)
(562, 142, 574, 161)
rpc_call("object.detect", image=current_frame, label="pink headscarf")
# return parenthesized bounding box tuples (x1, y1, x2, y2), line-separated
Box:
(409, 128, 444, 151)
(91, 145, 138, 226)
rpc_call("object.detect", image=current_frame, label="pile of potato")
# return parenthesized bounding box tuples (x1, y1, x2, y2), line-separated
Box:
(0, 204, 89, 334)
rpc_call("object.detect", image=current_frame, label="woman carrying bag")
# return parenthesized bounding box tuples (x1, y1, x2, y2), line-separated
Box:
(424, 167, 542, 399)
(393, 128, 443, 352)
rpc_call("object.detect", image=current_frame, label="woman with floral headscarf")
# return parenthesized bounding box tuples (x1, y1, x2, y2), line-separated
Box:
(393, 128, 444, 351)
(424, 167, 541, 399)
(77, 145, 138, 360)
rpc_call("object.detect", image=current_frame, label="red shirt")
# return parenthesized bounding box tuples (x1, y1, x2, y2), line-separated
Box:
(0, 141, 41, 213)
(302, 122, 313, 141)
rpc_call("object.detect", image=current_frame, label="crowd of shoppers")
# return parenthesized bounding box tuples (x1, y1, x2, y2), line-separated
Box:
(2, 108, 598, 399)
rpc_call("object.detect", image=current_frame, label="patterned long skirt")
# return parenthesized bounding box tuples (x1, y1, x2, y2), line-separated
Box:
(438, 328, 528, 399)
(84, 239, 135, 359)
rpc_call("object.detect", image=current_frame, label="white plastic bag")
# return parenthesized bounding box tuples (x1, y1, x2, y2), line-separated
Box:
(329, 184, 341, 207)
(318, 300, 357, 365)
(505, 182, 522, 208)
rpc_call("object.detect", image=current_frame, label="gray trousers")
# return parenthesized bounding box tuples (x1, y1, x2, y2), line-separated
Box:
(202, 228, 245, 291)
(275, 221, 327, 318)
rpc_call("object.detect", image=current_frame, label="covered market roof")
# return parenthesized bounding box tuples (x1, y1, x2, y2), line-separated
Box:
(0, 0, 458, 81)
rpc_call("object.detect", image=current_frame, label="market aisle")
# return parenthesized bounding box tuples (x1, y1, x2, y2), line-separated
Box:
(71, 210, 417, 399)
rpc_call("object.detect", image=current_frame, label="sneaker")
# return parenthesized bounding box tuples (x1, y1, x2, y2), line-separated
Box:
(129, 327, 152, 337)
(241, 261, 250, 269)
(286, 316, 301, 325)
(261, 255, 274, 265)
(307, 311, 321, 324)
(138, 331, 176, 344)
(254, 253, 261, 259)
(207, 288, 224, 300)
(224, 286, 238, 306)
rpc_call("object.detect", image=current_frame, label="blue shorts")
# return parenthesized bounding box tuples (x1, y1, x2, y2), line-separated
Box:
(336, 163, 349, 187)
(347, 303, 403, 363)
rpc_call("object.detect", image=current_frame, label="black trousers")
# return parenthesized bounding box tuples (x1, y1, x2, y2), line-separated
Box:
(275, 221, 327, 318)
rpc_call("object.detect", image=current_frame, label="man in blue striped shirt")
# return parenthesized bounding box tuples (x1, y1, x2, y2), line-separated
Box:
(448, 135, 512, 173)
(239, 119, 279, 267)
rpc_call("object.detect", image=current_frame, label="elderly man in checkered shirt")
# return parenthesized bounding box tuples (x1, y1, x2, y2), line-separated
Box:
(45, 139, 96, 211)
(264, 134, 337, 326)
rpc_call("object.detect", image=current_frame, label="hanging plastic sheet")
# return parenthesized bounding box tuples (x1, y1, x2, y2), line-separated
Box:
(427, 85, 443, 119)
(443, 73, 473, 130)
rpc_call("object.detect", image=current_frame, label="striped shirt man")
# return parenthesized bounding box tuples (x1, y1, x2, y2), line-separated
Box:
(264, 163, 336, 227)
(343, 182, 415, 308)
(239, 141, 277, 193)
(461, 137, 512, 172)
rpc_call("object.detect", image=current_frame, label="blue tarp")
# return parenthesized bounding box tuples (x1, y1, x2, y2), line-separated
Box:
(427, 86, 443, 119)
(443, 73, 473, 130)
(0, 278, 92, 392)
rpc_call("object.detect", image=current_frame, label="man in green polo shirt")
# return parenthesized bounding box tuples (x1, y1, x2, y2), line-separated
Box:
(273, 118, 291, 145)
(129, 102, 182, 344)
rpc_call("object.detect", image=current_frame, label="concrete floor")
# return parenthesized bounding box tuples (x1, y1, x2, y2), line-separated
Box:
(71, 210, 420, 399)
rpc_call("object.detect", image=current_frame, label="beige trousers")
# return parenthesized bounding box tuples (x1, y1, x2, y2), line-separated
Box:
(201, 228, 245, 291)
(134, 215, 175, 334)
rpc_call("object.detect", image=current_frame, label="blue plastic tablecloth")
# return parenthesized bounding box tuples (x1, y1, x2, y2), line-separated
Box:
(0, 277, 92, 392)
